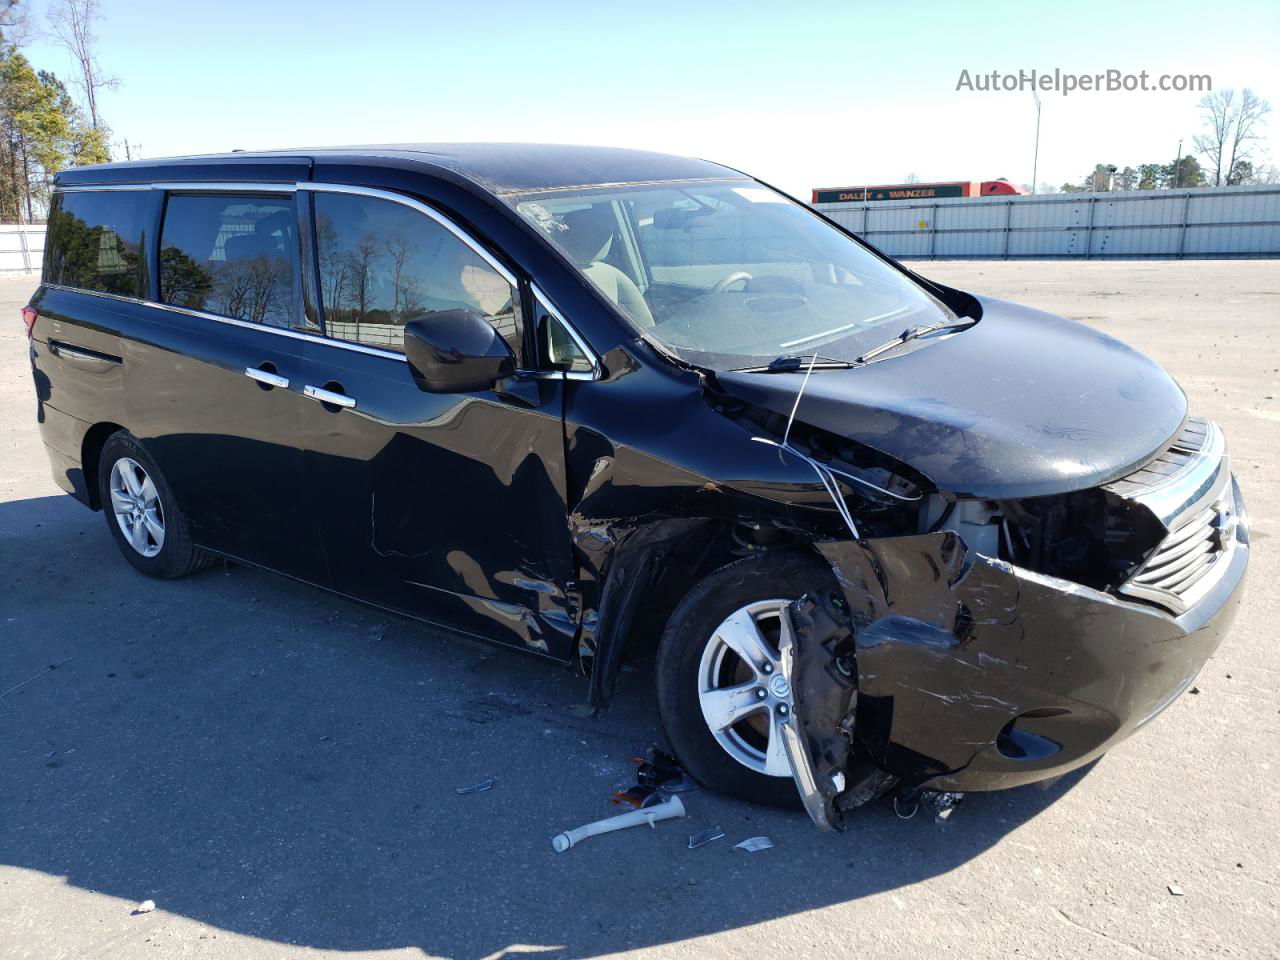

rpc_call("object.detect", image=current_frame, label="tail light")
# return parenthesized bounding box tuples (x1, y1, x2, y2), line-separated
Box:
(21, 305, 38, 339)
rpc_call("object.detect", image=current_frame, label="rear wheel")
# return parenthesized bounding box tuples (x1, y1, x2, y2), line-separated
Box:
(655, 551, 836, 807)
(98, 432, 210, 579)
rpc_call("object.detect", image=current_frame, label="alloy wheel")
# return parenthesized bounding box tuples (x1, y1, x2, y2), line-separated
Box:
(696, 599, 796, 777)
(109, 457, 165, 558)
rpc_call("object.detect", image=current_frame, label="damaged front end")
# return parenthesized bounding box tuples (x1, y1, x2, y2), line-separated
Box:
(562, 340, 1247, 833)
(776, 422, 1249, 831)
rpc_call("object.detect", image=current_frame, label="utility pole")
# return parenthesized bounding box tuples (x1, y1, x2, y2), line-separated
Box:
(1031, 90, 1042, 194)
(1172, 139, 1182, 189)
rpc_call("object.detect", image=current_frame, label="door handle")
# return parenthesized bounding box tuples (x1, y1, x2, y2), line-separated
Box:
(244, 366, 290, 389)
(304, 384, 356, 409)
(48, 340, 121, 368)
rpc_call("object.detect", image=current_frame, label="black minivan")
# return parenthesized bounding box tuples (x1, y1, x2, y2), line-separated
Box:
(26, 144, 1248, 829)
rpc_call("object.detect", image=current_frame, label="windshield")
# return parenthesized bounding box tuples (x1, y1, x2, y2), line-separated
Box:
(511, 179, 954, 369)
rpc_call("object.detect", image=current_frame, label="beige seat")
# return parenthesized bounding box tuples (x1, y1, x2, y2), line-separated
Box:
(560, 206, 655, 327)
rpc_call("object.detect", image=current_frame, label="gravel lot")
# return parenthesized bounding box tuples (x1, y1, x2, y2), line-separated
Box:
(1, 260, 1276, 960)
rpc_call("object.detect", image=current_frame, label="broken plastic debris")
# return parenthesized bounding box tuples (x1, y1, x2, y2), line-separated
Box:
(133, 900, 156, 914)
(612, 748, 698, 808)
(637, 749, 699, 793)
(733, 836, 774, 853)
(455, 777, 496, 795)
(688, 827, 726, 849)
(923, 791, 964, 822)
(551, 795, 686, 852)
(1168, 883, 1185, 896)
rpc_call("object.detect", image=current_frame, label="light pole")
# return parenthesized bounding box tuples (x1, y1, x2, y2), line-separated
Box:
(1031, 91, 1042, 194)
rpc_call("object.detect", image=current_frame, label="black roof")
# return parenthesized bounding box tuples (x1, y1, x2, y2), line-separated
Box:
(54, 143, 748, 195)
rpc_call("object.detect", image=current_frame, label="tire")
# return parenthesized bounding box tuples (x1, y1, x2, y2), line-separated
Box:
(97, 431, 211, 579)
(656, 550, 837, 807)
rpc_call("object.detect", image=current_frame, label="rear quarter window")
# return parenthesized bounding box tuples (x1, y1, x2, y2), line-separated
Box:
(43, 191, 149, 298)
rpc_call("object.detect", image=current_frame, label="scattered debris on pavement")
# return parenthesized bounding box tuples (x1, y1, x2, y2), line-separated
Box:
(893, 789, 965, 823)
(133, 900, 156, 915)
(551, 795, 686, 852)
(0, 656, 74, 700)
(688, 827, 726, 849)
(455, 776, 496, 795)
(612, 748, 698, 807)
(733, 836, 774, 853)
(922, 791, 964, 822)
(1168, 884, 1185, 896)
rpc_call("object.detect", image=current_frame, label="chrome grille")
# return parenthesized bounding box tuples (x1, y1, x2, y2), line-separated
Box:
(1115, 418, 1236, 615)
(1106, 419, 1210, 499)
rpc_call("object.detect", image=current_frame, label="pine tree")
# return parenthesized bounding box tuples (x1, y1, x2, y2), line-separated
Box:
(0, 45, 106, 221)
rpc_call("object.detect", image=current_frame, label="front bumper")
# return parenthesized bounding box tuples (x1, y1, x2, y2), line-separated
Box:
(815, 478, 1248, 796)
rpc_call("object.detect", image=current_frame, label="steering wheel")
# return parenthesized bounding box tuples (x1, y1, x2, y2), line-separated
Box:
(710, 271, 753, 295)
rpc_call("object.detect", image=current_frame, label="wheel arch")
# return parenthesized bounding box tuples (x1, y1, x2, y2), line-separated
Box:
(580, 513, 831, 710)
(80, 421, 127, 510)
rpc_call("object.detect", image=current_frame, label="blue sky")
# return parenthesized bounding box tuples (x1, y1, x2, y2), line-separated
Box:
(17, 0, 1280, 196)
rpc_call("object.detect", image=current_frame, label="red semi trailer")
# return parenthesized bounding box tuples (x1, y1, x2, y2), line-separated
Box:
(812, 180, 1025, 203)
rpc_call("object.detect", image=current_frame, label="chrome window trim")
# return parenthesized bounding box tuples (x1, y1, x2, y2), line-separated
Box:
(55, 182, 295, 194)
(298, 181, 520, 289)
(50, 181, 598, 377)
(53, 180, 515, 286)
(41, 284, 407, 361)
(530, 282, 601, 381)
(160, 182, 297, 194)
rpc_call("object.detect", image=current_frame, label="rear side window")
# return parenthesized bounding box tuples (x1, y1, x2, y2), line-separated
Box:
(158, 194, 300, 328)
(43, 191, 148, 298)
(313, 192, 520, 355)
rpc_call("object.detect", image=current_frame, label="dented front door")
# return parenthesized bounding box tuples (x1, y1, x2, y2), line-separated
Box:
(295, 337, 577, 658)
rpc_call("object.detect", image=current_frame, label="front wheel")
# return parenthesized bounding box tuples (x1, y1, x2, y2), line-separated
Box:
(98, 431, 211, 579)
(655, 551, 836, 807)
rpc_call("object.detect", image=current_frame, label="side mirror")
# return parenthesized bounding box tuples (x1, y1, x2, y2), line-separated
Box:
(403, 310, 516, 393)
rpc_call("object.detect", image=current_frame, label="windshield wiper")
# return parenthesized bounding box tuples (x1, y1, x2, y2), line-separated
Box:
(855, 317, 978, 364)
(738, 354, 862, 374)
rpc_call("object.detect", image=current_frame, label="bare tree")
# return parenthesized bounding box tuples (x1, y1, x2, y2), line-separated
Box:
(1194, 89, 1273, 186)
(1, 0, 34, 45)
(343, 234, 380, 335)
(315, 214, 351, 320)
(1252, 163, 1280, 185)
(1224, 89, 1271, 186)
(1193, 90, 1234, 186)
(385, 232, 412, 321)
(48, 0, 117, 132)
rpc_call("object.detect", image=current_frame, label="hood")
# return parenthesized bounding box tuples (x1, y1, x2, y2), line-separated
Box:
(715, 297, 1187, 500)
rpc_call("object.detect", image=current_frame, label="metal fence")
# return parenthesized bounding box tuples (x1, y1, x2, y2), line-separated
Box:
(0, 225, 46, 274)
(814, 184, 1280, 260)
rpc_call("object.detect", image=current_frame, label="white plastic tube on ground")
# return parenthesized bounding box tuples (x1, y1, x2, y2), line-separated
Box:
(550, 795, 686, 852)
